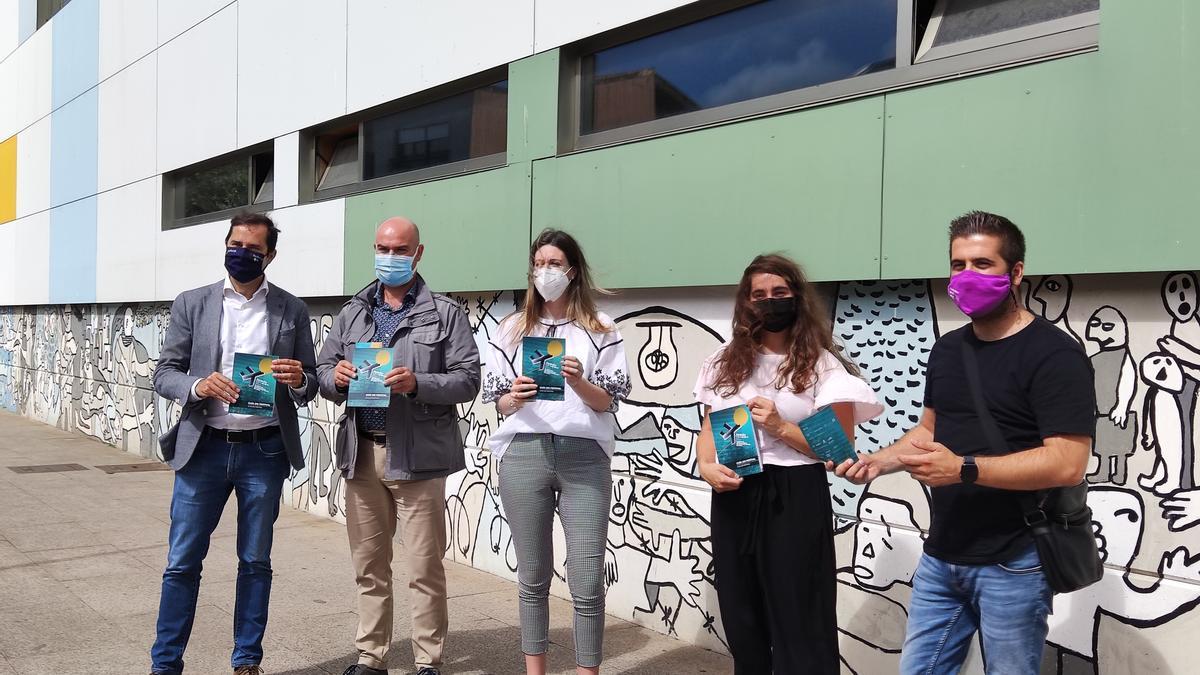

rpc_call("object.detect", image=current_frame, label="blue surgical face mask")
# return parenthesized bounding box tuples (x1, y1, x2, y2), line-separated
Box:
(375, 253, 415, 287)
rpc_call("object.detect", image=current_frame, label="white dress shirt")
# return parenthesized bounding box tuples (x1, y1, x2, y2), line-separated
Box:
(192, 278, 277, 430)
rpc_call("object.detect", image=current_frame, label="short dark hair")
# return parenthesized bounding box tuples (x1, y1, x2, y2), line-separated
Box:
(227, 212, 280, 252)
(948, 210, 1025, 269)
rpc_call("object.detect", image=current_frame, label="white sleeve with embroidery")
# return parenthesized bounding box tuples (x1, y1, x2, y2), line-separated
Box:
(589, 328, 632, 412)
(482, 321, 518, 405)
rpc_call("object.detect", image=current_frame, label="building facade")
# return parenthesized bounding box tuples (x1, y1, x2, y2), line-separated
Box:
(1, 1, 1199, 672)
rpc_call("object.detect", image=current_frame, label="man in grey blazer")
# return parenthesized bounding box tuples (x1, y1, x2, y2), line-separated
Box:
(150, 213, 319, 675)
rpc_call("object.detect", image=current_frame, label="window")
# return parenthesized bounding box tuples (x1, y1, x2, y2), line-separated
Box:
(304, 75, 508, 201)
(581, 0, 897, 135)
(164, 147, 274, 229)
(915, 0, 1098, 61)
(569, 0, 1098, 148)
(36, 0, 71, 28)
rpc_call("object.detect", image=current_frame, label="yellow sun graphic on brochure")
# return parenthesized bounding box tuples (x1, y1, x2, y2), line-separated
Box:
(547, 340, 564, 357)
(259, 358, 274, 373)
(375, 350, 391, 366)
(733, 406, 749, 426)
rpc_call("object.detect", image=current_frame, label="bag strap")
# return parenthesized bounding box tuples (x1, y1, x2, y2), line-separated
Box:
(959, 336, 1047, 523)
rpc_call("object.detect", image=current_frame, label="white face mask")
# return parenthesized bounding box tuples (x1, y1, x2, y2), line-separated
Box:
(533, 267, 571, 302)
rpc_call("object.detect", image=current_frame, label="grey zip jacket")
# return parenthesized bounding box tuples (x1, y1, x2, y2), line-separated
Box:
(316, 275, 480, 480)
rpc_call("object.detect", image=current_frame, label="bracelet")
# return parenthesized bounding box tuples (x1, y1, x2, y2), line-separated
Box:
(506, 394, 520, 414)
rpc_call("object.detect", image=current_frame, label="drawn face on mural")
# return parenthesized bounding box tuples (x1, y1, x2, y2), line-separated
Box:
(1032, 275, 1072, 322)
(852, 496, 921, 590)
(1086, 306, 1128, 352)
(1162, 272, 1199, 322)
(610, 475, 636, 529)
(1140, 352, 1186, 394)
(1089, 487, 1144, 567)
(120, 309, 135, 347)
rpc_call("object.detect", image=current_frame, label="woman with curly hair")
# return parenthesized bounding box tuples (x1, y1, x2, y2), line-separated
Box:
(694, 253, 882, 674)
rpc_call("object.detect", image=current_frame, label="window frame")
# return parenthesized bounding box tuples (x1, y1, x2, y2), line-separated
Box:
(162, 143, 275, 231)
(562, 0, 1099, 153)
(300, 67, 509, 204)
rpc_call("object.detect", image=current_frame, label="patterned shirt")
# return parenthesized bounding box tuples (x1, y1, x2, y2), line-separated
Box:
(357, 283, 418, 433)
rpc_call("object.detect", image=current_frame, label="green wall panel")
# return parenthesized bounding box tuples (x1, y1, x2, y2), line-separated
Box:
(881, 1, 1200, 279)
(531, 98, 885, 289)
(343, 164, 531, 294)
(507, 50, 560, 164)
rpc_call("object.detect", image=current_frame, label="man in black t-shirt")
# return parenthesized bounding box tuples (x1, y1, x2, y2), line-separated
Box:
(832, 211, 1096, 674)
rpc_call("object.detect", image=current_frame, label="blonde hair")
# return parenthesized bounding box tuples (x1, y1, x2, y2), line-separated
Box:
(506, 228, 612, 339)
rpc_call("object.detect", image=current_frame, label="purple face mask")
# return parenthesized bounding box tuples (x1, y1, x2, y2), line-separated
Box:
(947, 269, 1013, 318)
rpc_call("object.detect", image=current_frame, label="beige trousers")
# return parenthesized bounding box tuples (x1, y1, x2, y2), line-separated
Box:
(345, 436, 448, 670)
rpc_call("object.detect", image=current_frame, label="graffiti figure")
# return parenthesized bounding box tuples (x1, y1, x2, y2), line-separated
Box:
(1029, 275, 1085, 347)
(1138, 352, 1194, 495)
(1086, 306, 1138, 484)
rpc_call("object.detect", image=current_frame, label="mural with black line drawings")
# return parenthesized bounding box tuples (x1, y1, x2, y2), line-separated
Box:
(1, 273, 1199, 670)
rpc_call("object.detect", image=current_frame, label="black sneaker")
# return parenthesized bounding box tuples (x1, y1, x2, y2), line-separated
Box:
(416, 669, 440, 675)
(234, 667, 263, 675)
(341, 666, 387, 675)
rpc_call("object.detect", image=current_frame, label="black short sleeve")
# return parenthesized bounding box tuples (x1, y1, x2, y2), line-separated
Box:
(1029, 349, 1097, 440)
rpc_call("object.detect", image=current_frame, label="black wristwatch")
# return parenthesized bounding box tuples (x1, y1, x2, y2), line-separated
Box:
(960, 455, 978, 484)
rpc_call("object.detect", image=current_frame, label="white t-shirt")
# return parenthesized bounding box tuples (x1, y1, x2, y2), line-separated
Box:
(483, 312, 631, 461)
(693, 347, 883, 467)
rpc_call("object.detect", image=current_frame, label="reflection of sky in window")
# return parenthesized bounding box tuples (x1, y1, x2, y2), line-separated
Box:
(590, 0, 896, 110)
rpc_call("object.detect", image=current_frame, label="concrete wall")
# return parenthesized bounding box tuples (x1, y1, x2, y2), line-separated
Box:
(2, 271, 1199, 672)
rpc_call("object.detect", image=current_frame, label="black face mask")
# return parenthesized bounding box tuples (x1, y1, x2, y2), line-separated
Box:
(755, 297, 797, 333)
(225, 247, 266, 283)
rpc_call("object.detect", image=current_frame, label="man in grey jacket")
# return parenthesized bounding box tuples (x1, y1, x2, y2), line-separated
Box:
(317, 216, 480, 675)
(151, 213, 319, 675)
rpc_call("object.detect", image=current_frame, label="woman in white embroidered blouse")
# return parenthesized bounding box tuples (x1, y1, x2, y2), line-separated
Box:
(483, 229, 630, 675)
(694, 254, 882, 674)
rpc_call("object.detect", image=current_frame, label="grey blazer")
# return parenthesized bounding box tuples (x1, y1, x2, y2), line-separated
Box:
(154, 280, 319, 471)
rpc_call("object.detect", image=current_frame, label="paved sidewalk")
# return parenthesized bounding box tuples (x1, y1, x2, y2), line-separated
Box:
(0, 412, 732, 675)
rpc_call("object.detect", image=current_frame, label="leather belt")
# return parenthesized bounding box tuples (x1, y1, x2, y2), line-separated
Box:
(204, 425, 281, 444)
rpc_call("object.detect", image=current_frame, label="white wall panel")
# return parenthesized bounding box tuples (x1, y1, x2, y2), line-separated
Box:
(0, 4, 18, 63)
(267, 199, 345, 298)
(273, 132, 299, 208)
(158, 0, 233, 46)
(98, 54, 156, 192)
(155, 218, 228, 300)
(0, 24, 52, 141)
(237, 0, 347, 146)
(99, 0, 157, 81)
(156, 6, 237, 172)
(346, 0, 534, 114)
(96, 176, 158, 302)
(8, 210, 50, 305)
(0, 220, 14, 305)
(15, 116, 50, 218)
(533, 0, 699, 51)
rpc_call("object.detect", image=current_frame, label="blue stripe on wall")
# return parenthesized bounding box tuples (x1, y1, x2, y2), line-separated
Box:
(17, 0, 37, 43)
(49, 87, 98, 207)
(49, 0, 99, 303)
(50, 0, 99, 108)
(49, 197, 98, 303)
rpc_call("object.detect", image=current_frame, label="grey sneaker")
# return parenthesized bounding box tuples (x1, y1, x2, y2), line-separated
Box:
(233, 666, 263, 675)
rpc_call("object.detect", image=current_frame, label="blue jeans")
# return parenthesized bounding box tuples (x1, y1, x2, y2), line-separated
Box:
(150, 430, 290, 674)
(900, 545, 1053, 675)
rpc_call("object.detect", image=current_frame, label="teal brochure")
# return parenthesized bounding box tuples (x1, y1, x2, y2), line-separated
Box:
(348, 342, 395, 408)
(799, 405, 857, 465)
(522, 336, 565, 401)
(709, 404, 762, 477)
(230, 352, 278, 417)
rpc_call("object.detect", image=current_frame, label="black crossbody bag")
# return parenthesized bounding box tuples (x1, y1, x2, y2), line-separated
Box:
(960, 339, 1103, 593)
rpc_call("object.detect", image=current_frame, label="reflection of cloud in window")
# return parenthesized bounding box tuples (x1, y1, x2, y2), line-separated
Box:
(702, 40, 850, 109)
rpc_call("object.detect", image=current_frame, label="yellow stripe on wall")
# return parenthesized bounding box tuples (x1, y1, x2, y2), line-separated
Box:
(0, 135, 15, 223)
